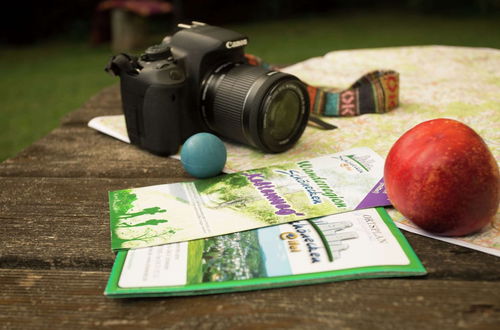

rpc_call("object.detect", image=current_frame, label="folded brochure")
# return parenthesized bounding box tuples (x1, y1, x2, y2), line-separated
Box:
(109, 147, 391, 251)
(105, 207, 426, 297)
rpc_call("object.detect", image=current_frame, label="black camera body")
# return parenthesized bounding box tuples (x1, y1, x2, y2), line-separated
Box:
(107, 22, 309, 156)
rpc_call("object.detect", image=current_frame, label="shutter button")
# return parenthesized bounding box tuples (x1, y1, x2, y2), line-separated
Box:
(142, 43, 172, 62)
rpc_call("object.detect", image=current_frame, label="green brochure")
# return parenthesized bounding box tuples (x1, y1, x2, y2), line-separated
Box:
(105, 207, 426, 298)
(109, 147, 392, 251)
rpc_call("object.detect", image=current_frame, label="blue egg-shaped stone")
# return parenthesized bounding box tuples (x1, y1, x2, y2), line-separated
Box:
(180, 133, 227, 179)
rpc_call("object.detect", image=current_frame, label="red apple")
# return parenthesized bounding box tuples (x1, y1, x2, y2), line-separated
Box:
(384, 118, 499, 236)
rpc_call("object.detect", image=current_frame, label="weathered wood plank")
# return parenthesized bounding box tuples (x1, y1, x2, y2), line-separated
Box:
(0, 177, 187, 270)
(403, 233, 500, 281)
(0, 126, 191, 179)
(1, 177, 499, 280)
(1, 268, 499, 329)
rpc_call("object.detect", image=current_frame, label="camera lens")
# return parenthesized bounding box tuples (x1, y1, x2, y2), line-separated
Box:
(201, 64, 309, 153)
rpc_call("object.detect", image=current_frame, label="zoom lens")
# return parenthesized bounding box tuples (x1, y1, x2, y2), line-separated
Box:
(201, 64, 309, 153)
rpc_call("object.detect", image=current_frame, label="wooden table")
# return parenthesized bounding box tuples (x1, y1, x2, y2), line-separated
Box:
(1, 85, 499, 329)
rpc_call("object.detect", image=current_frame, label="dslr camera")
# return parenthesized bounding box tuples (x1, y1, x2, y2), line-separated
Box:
(106, 22, 310, 156)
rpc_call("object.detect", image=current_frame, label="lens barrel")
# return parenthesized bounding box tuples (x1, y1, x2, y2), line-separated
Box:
(201, 64, 309, 153)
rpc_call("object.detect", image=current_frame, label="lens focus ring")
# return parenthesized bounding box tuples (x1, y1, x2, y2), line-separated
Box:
(207, 65, 267, 142)
(202, 64, 309, 153)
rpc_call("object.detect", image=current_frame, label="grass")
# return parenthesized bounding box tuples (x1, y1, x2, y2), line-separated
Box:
(1, 10, 499, 162)
(234, 10, 500, 63)
(0, 43, 115, 161)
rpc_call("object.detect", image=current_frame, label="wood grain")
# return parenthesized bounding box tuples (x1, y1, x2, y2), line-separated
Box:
(1, 269, 499, 329)
(0, 126, 192, 179)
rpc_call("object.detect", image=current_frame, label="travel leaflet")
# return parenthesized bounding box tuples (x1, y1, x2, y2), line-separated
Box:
(109, 147, 390, 251)
(105, 207, 426, 297)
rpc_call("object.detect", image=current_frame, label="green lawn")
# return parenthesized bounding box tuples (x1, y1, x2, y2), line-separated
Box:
(1, 10, 499, 162)
(0, 43, 115, 161)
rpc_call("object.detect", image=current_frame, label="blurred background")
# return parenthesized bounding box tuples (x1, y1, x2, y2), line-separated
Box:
(1, 0, 499, 162)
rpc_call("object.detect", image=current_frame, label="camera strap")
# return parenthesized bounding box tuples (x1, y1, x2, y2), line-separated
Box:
(245, 54, 399, 117)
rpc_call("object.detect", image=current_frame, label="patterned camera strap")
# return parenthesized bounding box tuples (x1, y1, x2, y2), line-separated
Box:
(245, 54, 399, 117)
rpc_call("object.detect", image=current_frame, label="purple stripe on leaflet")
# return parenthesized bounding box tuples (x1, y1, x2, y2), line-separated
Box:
(355, 178, 392, 210)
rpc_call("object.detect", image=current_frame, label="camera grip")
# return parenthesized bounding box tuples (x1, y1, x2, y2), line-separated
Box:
(142, 85, 183, 155)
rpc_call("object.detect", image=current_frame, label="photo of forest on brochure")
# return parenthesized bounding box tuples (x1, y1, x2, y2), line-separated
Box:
(109, 147, 391, 251)
(105, 208, 426, 298)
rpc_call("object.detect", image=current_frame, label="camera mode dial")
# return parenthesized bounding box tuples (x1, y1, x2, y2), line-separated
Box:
(142, 43, 172, 62)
